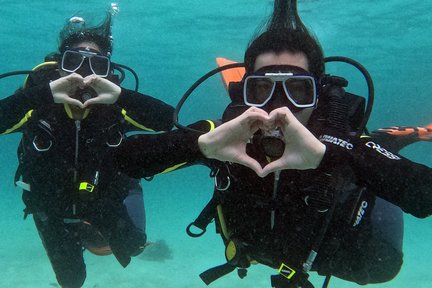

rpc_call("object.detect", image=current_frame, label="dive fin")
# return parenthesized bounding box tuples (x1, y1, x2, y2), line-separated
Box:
(216, 57, 245, 89)
(370, 124, 432, 153)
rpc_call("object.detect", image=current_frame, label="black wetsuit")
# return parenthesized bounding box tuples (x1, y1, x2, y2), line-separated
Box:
(0, 84, 174, 288)
(115, 121, 432, 286)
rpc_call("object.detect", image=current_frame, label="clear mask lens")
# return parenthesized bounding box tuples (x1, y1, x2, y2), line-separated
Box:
(244, 73, 316, 108)
(61, 50, 110, 77)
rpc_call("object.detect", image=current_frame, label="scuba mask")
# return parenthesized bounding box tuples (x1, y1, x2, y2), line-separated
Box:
(243, 65, 318, 112)
(61, 48, 111, 77)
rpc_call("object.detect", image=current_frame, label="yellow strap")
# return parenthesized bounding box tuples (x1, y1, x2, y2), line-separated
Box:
(1, 110, 33, 135)
(63, 103, 90, 119)
(225, 240, 237, 262)
(217, 204, 230, 240)
(205, 120, 216, 131)
(158, 162, 187, 174)
(23, 61, 58, 89)
(121, 109, 155, 132)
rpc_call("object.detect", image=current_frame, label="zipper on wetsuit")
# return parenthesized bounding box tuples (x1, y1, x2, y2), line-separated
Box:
(73, 120, 81, 215)
(270, 170, 281, 229)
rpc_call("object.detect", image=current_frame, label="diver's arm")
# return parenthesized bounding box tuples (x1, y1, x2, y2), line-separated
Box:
(0, 84, 53, 134)
(114, 108, 270, 178)
(116, 88, 175, 132)
(322, 137, 432, 218)
(113, 127, 205, 178)
(75, 75, 174, 132)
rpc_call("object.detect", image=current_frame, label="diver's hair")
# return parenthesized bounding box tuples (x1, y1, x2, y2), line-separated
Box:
(244, 0, 324, 77)
(58, 12, 113, 56)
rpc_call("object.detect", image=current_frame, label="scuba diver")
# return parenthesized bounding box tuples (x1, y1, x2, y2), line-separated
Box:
(114, 1, 432, 288)
(0, 4, 174, 288)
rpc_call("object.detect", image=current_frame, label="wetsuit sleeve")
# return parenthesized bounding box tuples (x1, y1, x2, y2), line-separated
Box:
(319, 135, 432, 218)
(0, 84, 53, 134)
(116, 88, 174, 132)
(114, 120, 215, 178)
(114, 128, 203, 178)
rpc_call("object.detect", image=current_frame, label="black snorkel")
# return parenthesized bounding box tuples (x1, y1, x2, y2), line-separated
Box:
(111, 62, 140, 92)
(173, 62, 245, 133)
(0, 70, 33, 80)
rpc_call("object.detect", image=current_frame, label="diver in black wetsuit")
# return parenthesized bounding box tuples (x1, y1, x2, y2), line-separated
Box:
(114, 1, 432, 287)
(0, 6, 174, 288)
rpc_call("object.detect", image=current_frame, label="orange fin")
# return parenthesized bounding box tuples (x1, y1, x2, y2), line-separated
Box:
(371, 124, 432, 152)
(376, 125, 432, 141)
(418, 124, 432, 140)
(216, 57, 245, 89)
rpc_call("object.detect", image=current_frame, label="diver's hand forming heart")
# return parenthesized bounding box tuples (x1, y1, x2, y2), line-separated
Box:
(49, 74, 121, 108)
(82, 75, 121, 107)
(259, 107, 326, 177)
(49, 73, 86, 108)
(198, 107, 271, 175)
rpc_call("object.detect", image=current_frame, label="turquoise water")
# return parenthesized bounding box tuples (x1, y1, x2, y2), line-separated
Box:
(0, 1, 431, 287)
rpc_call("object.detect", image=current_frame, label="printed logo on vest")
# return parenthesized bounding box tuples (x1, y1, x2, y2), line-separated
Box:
(319, 135, 354, 150)
(353, 200, 368, 227)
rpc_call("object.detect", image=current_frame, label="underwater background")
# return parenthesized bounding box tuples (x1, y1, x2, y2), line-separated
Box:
(0, 0, 431, 287)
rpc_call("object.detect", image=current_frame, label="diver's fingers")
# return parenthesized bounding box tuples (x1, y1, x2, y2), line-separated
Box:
(84, 75, 120, 92)
(83, 75, 110, 92)
(82, 98, 98, 108)
(239, 107, 270, 133)
(65, 73, 85, 88)
(244, 107, 270, 122)
(83, 74, 101, 86)
(210, 107, 268, 141)
(260, 160, 284, 178)
(63, 97, 85, 109)
(233, 154, 264, 176)
(50, 73, 83, 93)
(269, 107, 299, 131)
(268, 106, 293, 121)
(82, 93, 118, 107)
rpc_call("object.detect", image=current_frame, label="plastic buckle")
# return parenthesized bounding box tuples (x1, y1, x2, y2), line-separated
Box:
(278, 263, 296, 280)
(79, 182, 95, 193)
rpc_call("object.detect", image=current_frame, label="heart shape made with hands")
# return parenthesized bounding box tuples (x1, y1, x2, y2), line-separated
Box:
(201, 107, 326, 177)
(50, 73, 121, 109)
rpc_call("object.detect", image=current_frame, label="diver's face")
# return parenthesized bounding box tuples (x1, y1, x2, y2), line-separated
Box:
(60, 41, 102, 120)
(253, 51, 314, 125)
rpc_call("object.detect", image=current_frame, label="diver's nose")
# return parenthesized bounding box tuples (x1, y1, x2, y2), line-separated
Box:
(264, 84, 290, 112)
(76, 58, 93, 77)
